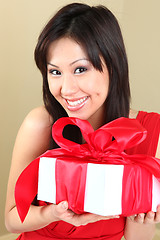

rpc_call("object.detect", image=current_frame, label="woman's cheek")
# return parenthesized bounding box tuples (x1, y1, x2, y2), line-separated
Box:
(48, 80, 57, 96)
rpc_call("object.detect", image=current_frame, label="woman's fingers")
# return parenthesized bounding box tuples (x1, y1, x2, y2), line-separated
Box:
(51, 201, 120, 226)
(154, 205, 160, 223)
(128, 213, 145, 224)
(65, 212, 119, 227)
(52, 201, 72, 219)
(144, 212, 155, 224)
(128, 206, 160, 225)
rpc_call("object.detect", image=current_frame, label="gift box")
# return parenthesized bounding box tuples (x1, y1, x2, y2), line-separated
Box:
(37, 156, 160, 217)
(15, 117, 160, 222)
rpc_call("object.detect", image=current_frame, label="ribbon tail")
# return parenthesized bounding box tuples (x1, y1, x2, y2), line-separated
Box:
(15, 158, 40, 222)
(140, 156, 160, 181)
(126, 154, 160, 181)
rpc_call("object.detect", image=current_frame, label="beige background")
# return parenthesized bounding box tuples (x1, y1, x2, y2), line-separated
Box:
(0, 0, 160, 237)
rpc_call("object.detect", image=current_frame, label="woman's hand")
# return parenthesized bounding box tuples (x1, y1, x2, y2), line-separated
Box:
(50, 201, 119, 227)
(128, 205, 160, 224)
(124, 207, 160, 240)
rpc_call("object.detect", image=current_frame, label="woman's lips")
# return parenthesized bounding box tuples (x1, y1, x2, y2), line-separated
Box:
(64, 96, 88, 111)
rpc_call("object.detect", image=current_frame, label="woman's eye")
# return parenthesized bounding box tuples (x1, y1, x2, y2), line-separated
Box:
(49, 70, 61, 76)
(75, 67, 87, 74)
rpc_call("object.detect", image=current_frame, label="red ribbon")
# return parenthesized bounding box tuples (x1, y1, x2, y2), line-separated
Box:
(15, 117, 160, 222)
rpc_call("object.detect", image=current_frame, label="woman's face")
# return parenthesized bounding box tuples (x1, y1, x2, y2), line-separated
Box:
(47, 37, 109, 129)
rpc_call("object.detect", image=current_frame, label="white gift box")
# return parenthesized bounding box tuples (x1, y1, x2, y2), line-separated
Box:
(37, 157, 160, 216)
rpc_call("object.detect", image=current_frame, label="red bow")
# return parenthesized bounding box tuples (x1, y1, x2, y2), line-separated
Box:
(15, 117, 160, 222)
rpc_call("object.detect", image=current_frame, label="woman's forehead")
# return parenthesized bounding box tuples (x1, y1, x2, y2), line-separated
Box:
(47, 37, 88, 61)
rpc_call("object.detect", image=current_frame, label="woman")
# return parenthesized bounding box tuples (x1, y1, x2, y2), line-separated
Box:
(5, 3, 160, 240)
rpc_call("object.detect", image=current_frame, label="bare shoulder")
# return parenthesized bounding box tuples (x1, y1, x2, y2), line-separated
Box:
(12, 106, 53, 166)
(23, 106, 53, 130)
(129, 109, 139, 119)
(17, 106, 53, 149)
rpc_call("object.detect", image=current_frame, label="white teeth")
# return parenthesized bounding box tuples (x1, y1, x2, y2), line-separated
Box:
(67, 97, 87, 106)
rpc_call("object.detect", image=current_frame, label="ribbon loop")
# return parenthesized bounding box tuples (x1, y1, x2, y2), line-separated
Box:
(52, 117, 147, 155)
(52, 117, 94, 150)
(100, 117, 147, 151)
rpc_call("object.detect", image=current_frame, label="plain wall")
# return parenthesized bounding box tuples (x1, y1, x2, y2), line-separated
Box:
(0, 0, 159, 236)
(122, 0, 160, 113)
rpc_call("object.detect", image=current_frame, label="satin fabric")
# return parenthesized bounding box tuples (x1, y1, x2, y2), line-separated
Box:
(17, 217, 125, 240)
(15, 117, 160, 223)
(15, 112, 160, 240)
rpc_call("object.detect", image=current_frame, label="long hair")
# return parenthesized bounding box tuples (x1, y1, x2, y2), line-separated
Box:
(34, 3, 130, 147)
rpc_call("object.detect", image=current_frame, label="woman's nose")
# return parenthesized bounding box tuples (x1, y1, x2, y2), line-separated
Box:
(61, 74, 79, 96)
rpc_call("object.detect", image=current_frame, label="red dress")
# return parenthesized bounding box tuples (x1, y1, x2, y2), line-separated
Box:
(16, 111, 160, 240)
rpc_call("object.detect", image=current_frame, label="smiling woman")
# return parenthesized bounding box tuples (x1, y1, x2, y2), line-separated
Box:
(4, 2, 160, 240)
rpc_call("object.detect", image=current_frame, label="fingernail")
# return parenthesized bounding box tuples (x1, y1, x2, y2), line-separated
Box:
(148, 211, 154, 217)
(62, 201, 68, 209)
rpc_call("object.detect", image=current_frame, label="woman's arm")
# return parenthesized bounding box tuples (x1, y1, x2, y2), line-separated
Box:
(5, 106, 115, 233)
(5, 106, 57, 233)
(124, 135, 160, 240)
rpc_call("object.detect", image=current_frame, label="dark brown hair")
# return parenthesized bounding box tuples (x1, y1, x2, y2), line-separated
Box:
(34, 3, 130, 147)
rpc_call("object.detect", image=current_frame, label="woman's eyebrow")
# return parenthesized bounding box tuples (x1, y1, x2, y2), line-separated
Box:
(47, 58, 89, 68)
(70, 58, 89, 65)
(47, 63, 59, 68)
